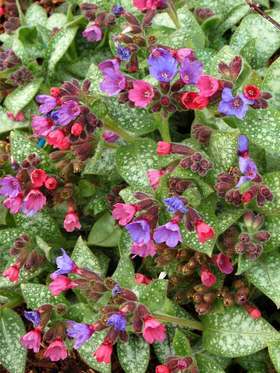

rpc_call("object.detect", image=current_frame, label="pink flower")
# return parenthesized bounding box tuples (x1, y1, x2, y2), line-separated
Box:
(47, 129, 70, 150)
(112, 203, 137, 226)
(20, 327, 42, 353)
(102, 130, 119, 143)
(213, 253, 233, 274)
(71, 122, 83, 137)
(128, 80, 154, 108)
(63, 212, 81, 232)
(133, 0, 165, 11)
(44, 177, 58, 190)
(3, 194, 23, 214)
(156, 365, 170, 373)
(49, 275, 78, 296)
(43, 338, 68, 362)
(157, 141, 171, 155)
(30, 169, 47, 188)
(200, 267, 216, 288)
(244, 304, 262, 319)
(135, 273, 152, 285)
(94, 341, 113, 364)
(197, 75, 219, 97)
(22, 189, 47, 216)
(147, 169, 164, 189)
(175, 48, 196, 63)
(3, 262, 20, 282)
(32, 115, 54, 136)
(143, 316, 166, 344)
(131, 240, 157, 257)
(195, 220, 215, 244)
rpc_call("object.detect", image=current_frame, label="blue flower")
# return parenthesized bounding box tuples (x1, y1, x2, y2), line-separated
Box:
(153, 222, 182, 248)
(112, 4, 124, 16)
(24, 310, 41, 327)
(164, 197, 188, 214)
(236, 156, 258, 187)
(218, 88, 252, 119)
(67, 321, 94, 349)
(112, 283, 122, 297)
(125, 220, 151, 244)
(51, 249, 76, 279)
(148, 49, 178, 83)
(117, 45, 131, 61)
(237, 135, 249, 156)
(107, 313, 127, 332)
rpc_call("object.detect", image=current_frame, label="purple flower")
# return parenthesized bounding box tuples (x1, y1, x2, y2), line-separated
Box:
(238, 135, 249, 156)
(52, 100, 81, 126)
(24, 311, 41, 327)
(82, 23, 102, 42)
(112, 4, 124, 15)
(117, 45, 131, 61)
(21, 189, 46, 216)
(0, 176, 21, 197)
(99, 59, 126, 96)
(51, 249, 76, 279)
(102, 130, 119, 143)
(32, 115, 54, 137)
(148, 49, 178, 83)
(131, 240, 157, 257)
(36, 95, 57, 114)
(153, 222, 182, 248)
(112, 284, 122, 297)
(67, 321, 94, 349)
(125, 220, 151, 244)
(164, 197, 188, 214)
(179, 58, 203, 84)
(107, 313, 127, 332)
(236, 157, 258, 187)
(218, 88, 252, 119)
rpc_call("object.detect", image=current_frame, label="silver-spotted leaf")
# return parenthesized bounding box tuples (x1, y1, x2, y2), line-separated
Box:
(268, 341, 280, 373)
(117, 335, 150, 373)
(21, 283, 67, 309)
(88, 212, 122, 247)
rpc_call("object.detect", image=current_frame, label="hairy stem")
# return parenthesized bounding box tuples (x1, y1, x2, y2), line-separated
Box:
(167, 0, 181, 29)
(157, 114, 172, 142)
(153, 313, 203, 331)
(104, 116, 137, 143)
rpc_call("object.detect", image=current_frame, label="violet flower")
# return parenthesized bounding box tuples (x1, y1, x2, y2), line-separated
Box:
(148, 49, 178, 83)
(67, 321, 94, 349)
(36, 95, 57, 114)
(99, 59, 126, 96)
(179, 58, 203, 85)
(117, 45, 131, 61)
(32, 115, 54, 137)
(51, 249, 77, 279)
(112, 283, 122, 297)
(236, 156, 258, 187)
(0, 176, 21, 198)
(107, 313, 127, 332)
(164, 197, 188, 214)
(218, 88, 252, 119)
(82, 23, 102, 42)
(238, 135, 249, 156)
(24, 310, 41, 327)
(153, 222, 182, 248)
(125, 220, 151, 244)
(52, 100, 81, 126)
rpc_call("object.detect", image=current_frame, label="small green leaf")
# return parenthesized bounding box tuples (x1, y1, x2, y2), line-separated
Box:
(216, 4, 249, 35)
(21, 283, 67, 309)
(4, 78, 43, 115)
(88, 212, 122, 247)
(0, 308, 26, 373)
(117, 335, 150, 373)
(25, 3, 47, 27)
(268, 340, 280, 372)
(262, 56, 280, 110)
(246, 253, 280, 308)
(202, 306, 279, 357)
(47, 26, 78, 74)
(173, 329, 192, 357)
(113, 255, 135, 288)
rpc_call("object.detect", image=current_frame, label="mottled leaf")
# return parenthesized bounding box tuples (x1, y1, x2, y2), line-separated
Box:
(117, 335, 150, 373)
(88, 212, 122, 247)
(21, 283, 67, 309)
(262, 56, 280, 110)
(25, 3, 47, 27)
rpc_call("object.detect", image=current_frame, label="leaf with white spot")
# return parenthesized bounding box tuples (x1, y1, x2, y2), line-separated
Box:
(196, 352, 226, 373)
(262, 57, 280, 110)
(153, 326, 175, 363)
(88, 212, 122, 247)
(113, 255, 135, 288)
(117, 335, 150, 373)
(173, 329, 192, 357)
(268, 341, 280, 372)
(137, 279, 168, 313)
(47, 13, 67, 30)
(0, 308, 26, 373)
(25, 3, 47, 27)
(21, 283, 67, 309)
(83, 140, 117, 176)
(246, 253, 280, 308)
(216, 208, 244, 235)
(202, 306, 279, 357)
(4, 78, 43, 115)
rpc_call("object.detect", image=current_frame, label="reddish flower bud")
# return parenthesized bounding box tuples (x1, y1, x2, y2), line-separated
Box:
(44, 177, 58, 190)
(156, 365, 170, 373)
(50, 87, 61, 97)
(157, 141, 171, 155)
(200, 267, 216, 288)
(135, 273, 152, 285)
(254, 230, 270, 242)
(71, 122, 83, 136)
(30, 169, 47, 188)
(213, 253, 233, 274)
(3, 262, 20, 282)
(244, 304, 261, 319)
(0, 7, 5, 16)
(241, 191, 254, 204)
(195, 220, 215, 243)
(229, 56, 242, 80)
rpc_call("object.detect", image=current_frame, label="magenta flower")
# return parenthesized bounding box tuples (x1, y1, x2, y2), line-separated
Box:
(67, 321, 94, 349)
(133, 0, 166, 10)
(52, 100, 81, 126)
(102, 130, 119, 143)
(94, 341, 113, 364)
(43, 338, 68, 362)
(49, 275, 78, 296)
(131, 240, 157, 257)
(175, 48, 196, 63)
(200, 267, 216, 288)
(125, 220, 151, 244)
(153, 222, 182, 248)
(82, 23, 102, 42)
(128, 80, 154, 108)
(143, 316, 166, 344)
(112, 203, 137, 226)
(20, 327, 42, 353)
(51, 249, 77, 279)
(147, 169, 164, 190)
(36, 95, 57, 114)
(32, 115, 54, 137)
(236, 157, 257, 187)
(213, 253, 234, 274)
(63, 211, 81, 232)
(3, 262, 20, 282)
(22, 189, 46, 216)
(107, 313, 127, 332)
(148, 50, 178, 83)
(99, 59, 126, 96)
(179, 58, 203, 84)
(218, 88, 252, 119)
(197, 75, 219, 97)
(0, 176, 21, 197)
(47, 129, 70, 150)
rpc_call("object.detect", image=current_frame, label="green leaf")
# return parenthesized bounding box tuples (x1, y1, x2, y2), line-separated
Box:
(187, 0, 245, 20)
(137, 279, 168, 313)
(0, 308, 26, 373)
(153, 326, 175, 363)
(216, 4, 249, 35)
(118, 231, 132, 257)
(116, 138, 159, 190)
(47, 26, 78, 74)
(72, 237, 109, 276)
(4, 78, 43, 114)
(216, 208, 244, 235)
(113, 255, 135, 288)
(117, 335, 150, 373)
(173, 329, 192, 357)
(265, 216, 280, 251)
(230, 10, 280, 68)
(21, 283, 67, 309)
(246, 253, 280, 308)
(151, 5, 205, 49)
(47, 13, 67, 30)
(10, 130, 56, 173)
(262, 56, 280, 110)
(25, 3, 47, 27)
(268, 340, 280, 372)
(0, 107, 29, 134)
(236, 350, 268, 371)
(257, 172, 280, 216)
(88, 212, 122, 247)
(196, 352, 226, 373)
(202, 306, 279, 357)
(83, 140, 117, 176)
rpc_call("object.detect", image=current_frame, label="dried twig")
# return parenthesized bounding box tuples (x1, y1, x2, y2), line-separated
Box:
(245, 0, 280, 31)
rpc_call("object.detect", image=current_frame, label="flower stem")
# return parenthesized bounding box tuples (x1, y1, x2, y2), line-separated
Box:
(245, 0, 280, 31)
(157, 114, 171, 142)
(153, 313, 203, 331)
(0, 296, 23, 310)
(104, 116, 137, 143)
